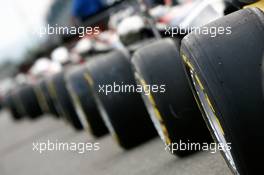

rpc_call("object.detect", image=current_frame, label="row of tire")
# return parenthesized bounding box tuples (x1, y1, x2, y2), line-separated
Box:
(2, 1, 264, 175)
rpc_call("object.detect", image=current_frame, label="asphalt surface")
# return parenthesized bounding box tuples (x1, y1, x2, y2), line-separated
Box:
(0, 110, 232, 175)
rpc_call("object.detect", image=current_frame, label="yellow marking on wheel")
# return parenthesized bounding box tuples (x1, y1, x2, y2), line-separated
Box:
(195, 74, 204, 91)
(71, 90, 82, 112)
(139, 78, 163, 121)
(47, 81, 67, 120)
(83, 73, 94, 86)
(161, 125, 171, 145)
(48, 82, 57, 99)
(139, 78, 155, 105)
(140, 78, 162, 121)
(205, 94, 216, 113)
(153, 106, 164, 123)
(71, 89, 92, 133)
(147, 93, 155, 106)
(137, 74, 172, 145)
(181, 53, 189, 63)
(181, 53, 194, 71)
(215, 117, 225, 135)
(244, 0, 264, 12)
(34, 87, 50, 113)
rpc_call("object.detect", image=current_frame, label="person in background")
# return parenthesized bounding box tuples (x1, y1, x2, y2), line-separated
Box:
(72, 0, 104, 22)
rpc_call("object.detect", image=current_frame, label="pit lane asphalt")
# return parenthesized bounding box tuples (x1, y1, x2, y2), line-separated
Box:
(0, 110, 232, 175)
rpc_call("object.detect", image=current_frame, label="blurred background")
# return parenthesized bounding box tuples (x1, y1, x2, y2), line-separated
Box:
(0, 0, 234, 174)
(0, 0, 122, 99)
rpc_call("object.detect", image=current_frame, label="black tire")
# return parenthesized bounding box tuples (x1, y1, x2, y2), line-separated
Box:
(5, 93, 23, 120)
(17, 84, 43, 119)
(240, 0, 258, 3)
(34, 81, 52, 114)
(65, 65, 108, 137)
(237, 0, 258, 4)
(12, 88, 27, 118)
(224, 1, 240, 15)
(17, 85, 43, 119)
(180, 8, 264, 175)
(35, 80, 60, 117)
(46, 78, 64, 118)
(262, 53, 264, 97)
(48, 72, 83, 130)
(131, 38, 212, 157)
(86, 51, 157, 149)
(225, 0, 258, 8)
(119, 28, 155, 46)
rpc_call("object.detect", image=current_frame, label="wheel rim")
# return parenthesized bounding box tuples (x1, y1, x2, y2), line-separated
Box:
(189, 69, 238, 174)
(66, 82, 89, 130)
(134, 72, 171, 146)
(84, 73, 120, 144)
